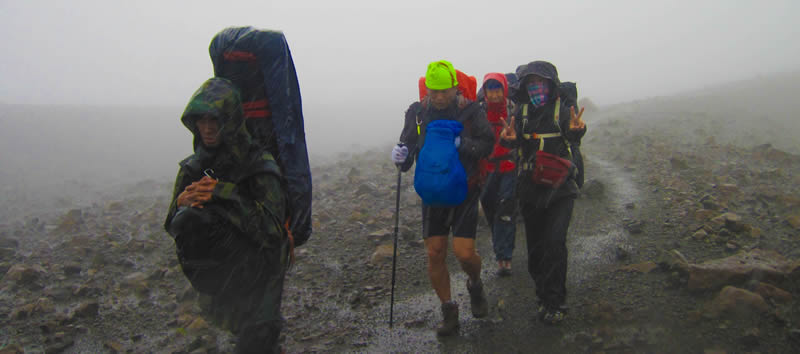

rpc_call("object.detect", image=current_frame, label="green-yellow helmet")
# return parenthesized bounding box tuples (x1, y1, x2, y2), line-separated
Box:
(425, 60, 458, 90)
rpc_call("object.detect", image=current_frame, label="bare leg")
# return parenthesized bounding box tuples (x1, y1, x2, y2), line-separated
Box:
(425, 236, 451, 303)
(452, 237, 481, 282)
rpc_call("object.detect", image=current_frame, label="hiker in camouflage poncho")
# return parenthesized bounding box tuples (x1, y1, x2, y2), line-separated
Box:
(164, 77, 289, 353)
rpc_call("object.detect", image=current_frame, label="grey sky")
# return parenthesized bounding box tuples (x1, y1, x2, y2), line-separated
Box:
(2, 0, 798, 150)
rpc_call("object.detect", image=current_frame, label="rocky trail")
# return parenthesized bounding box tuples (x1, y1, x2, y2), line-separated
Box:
(2, 81, 800, 353)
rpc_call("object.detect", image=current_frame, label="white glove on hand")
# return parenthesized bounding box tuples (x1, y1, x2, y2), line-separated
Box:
(454, 136, 461, 148)
(391, 144, 409, 165)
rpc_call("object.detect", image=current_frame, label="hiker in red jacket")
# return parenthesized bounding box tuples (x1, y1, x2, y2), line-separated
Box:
(479, 73, 518, 276)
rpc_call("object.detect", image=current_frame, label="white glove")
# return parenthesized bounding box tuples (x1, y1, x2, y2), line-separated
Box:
(454, 136, 461, 148)
(391, 144, 409, 164)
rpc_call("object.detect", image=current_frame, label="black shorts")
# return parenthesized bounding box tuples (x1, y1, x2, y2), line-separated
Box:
(421, 187, 481, 239)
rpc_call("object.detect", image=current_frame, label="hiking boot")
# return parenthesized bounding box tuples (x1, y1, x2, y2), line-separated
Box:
(496, 261, 512, 277)
(539, 304, 567, 325)
(436, 301, 460, 336)
(466, 278, 489, 318)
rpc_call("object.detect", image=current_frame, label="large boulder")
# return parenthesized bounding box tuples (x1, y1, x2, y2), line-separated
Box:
(687, 249, 795, 290)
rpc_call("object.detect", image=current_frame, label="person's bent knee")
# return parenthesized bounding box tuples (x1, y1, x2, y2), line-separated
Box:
(425, 236, 447, 264)
(452, 238, 477, 262)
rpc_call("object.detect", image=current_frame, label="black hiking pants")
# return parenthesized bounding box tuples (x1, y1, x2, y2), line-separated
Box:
(520, 196, 574, 308)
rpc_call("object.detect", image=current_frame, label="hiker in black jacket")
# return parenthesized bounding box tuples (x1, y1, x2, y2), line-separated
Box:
(391, 60, 494, 336)
(498, 60, 586, 324)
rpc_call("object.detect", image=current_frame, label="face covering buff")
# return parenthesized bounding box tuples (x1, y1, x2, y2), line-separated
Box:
(527, 83, 549, 107)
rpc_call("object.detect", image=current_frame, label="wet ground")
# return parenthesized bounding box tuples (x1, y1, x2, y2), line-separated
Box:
(3, 77, 800, 352)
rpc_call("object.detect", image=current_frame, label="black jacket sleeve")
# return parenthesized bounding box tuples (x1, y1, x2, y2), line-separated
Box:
(398, 102, 422, 172)
(458, 103, 494, 161)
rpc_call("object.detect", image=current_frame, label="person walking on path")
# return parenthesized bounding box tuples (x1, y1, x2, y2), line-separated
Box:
(391, 60, 495, 336)
(498, 61, 586, 324)
(479, 73, 518, 276)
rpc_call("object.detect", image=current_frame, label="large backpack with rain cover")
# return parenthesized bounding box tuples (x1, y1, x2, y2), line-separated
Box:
(209, 27, 312, 246)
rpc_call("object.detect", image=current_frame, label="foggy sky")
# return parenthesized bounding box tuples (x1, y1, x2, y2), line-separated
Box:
(2, 0, 799, 152)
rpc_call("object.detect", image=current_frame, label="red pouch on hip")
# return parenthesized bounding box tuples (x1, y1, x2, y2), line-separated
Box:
(532, 150, 573, 188)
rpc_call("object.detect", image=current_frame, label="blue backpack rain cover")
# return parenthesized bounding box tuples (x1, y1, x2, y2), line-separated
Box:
(209, 27, 312, 246)
(414, 120, 468, 207)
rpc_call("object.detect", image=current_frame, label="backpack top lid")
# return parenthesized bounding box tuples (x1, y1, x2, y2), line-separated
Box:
(208, 26, 313, 246)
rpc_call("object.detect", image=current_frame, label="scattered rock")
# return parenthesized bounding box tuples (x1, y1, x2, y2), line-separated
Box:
(403, 318, 426, 328)
(786, 214, 800, 230)
(704, 286, 769, 318)
(694, 209, 715, 221)
(700, 194, 720, 210)
(670, 157, 689, 170)
(590, 301, 615, 321)
(370, 244, 395, 264)
(354, 183, 378, 196)
(753, 282, 792, 303)
(366, 229, 392, 242)
(63, 262, 82, 276)
(615, 245, 631, 261)
(692, 229, 708, 240)
(617, 262, 658, 274)
(624, 220, 644, 234)
(56, 209, 85, 233)
(70, 301, 100, 319)
(719, 184, 739, 195)
(187, 317, 209, 331)
(11, 297, 55, 319)
(2, 263, 46, 287)
(122, 272, 149, 296)
(73, 282, 103, 297)
(104, 341, 125, 353)
(687, 249, 795, 290)
(44, 334, 75, 354)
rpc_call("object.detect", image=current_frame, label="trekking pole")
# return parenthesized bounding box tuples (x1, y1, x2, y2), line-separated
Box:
(389, 157, 403, 328)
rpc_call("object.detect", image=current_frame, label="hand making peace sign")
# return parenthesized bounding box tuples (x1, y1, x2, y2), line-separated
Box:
(569, 106, 586, 130)
(499, 116, 516, 141)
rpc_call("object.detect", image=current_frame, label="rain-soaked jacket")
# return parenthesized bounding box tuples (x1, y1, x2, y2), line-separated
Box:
(503, 61, 586, 206)
(165, 77, 286, 255)
(399, 95, 494, 188)
(481, 73, 516, 174)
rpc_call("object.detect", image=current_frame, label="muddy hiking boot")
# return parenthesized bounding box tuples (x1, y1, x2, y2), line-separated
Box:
(537, 303, 567, 325)
(436, 301, 460, 336)
(466, 278, 489, 318)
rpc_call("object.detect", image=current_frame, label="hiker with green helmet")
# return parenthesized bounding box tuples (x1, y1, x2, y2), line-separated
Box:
(498, 60, 587, 325)
(391, 60, 495, 336)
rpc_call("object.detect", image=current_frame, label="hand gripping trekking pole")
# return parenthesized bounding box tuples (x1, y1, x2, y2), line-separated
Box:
(389, 146, 404, 328)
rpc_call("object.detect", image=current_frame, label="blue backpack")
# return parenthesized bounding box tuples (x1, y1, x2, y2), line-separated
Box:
(414, 120, 468, 206)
